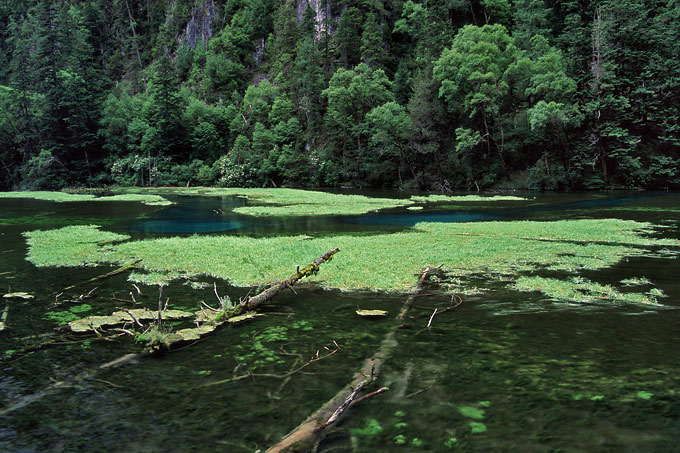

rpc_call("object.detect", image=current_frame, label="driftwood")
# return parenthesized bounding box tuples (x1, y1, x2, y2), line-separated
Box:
(267, 267, 431, 453)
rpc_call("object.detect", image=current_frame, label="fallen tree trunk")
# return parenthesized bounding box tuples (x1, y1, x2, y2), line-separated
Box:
(229, 247, 340, 317)
(119, 248, 340, 353)
(267, 267, 430, 453)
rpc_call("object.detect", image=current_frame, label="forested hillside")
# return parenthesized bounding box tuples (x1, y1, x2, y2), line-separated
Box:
(0, 0, 678, 191)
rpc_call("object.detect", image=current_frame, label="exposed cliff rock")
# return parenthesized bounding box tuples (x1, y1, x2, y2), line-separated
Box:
(296, 0, 333, 37)
(182, 0, 217, 49)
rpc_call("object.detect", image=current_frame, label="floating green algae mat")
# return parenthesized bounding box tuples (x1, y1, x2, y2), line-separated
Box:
(22, 219, 679, 303)
(0, 191, 171, 206)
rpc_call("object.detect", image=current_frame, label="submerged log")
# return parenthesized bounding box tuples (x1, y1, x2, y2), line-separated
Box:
(267, 267, 430, 453)
(61, 259, 142, 292)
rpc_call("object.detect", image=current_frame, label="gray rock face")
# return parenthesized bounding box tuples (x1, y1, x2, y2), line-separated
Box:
(296, 0, 333, 36)
(183, 0, 217, 49)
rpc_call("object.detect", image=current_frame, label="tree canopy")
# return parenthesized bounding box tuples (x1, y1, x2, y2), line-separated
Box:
(0, 0, 677, 190)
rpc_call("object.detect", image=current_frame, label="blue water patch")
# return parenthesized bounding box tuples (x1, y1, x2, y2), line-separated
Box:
(127, 219, 244, 234)
(343, 211, 499, 226)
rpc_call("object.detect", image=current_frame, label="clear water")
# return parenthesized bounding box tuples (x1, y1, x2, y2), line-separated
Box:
(0, 191, 679, 452)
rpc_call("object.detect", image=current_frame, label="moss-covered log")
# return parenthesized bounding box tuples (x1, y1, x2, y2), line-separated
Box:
(152, 248, 340, 350)
(215, 247, 340, 322)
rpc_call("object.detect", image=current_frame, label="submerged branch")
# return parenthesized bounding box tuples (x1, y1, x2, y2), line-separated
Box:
(267, 267, 431, 453)
(61, 259, 142, 293)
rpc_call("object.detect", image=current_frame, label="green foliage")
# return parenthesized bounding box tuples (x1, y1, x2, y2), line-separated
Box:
(0, 0, 677, 190)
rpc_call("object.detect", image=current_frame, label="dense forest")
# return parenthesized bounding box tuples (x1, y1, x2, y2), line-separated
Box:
(0, 0, 678, 191)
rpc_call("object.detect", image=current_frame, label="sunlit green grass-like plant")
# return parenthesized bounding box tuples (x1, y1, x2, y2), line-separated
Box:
(23, 219, 678, 296)
(0, 191, 171, 206)
(115, 186, 412, 215)
(410, 194, 529, 203)
(512, 276, 658, 305)
(23, 225, 130, 267)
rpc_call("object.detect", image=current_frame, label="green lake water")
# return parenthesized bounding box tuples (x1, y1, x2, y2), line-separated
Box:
(0, 191, 679, 451)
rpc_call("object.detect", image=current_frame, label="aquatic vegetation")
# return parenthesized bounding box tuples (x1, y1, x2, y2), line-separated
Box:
(44, 303, 92, 325)
(291, 320, 314, 331)
(130, 186, 413, 215)
(411, 437, 423, 447)
(128, 270, 186, 285)
(478, 401, 491, 408)
(444, 437, 458, 448)
(92, 194, 172, 206)
(184, 281, 210, 290)
(0, 191, 171, 206)
(647, 288, 666, 298)
(349, 418, 383, 436)
(620, 277, 652, 287)
(393, 434, 407, 445)
(226, 188, 413, 216)
(512, 276, 659, 305)
(24, 225, 129, 267)
(0, 191, 98, 202)
(410, 194, 528, 203)
(458, 406, 485, 420)
(23, 220, 679, 302)
(407, 206, 424, 210)
(637, 391, 654, 400)
(233, 326, 290, 369)
(468, 422, 487, 434)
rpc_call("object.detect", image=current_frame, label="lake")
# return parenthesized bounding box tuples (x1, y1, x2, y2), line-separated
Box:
(1, 190, 679, 451)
